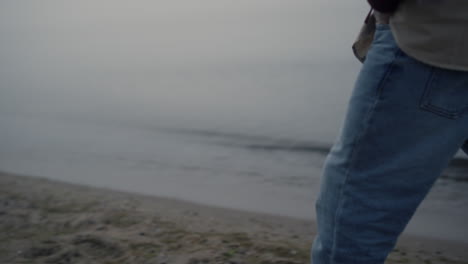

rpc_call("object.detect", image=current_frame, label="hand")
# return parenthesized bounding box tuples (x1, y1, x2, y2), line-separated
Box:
(374, 11, 391, 24)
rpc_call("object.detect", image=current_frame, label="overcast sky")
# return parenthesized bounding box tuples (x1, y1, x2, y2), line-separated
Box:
(0, 0, 370, 143)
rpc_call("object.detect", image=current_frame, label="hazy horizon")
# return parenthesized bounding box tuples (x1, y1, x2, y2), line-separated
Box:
(0, 0, 370, 144)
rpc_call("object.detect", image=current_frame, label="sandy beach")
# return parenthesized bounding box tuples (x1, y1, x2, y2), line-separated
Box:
(1, 171, 467, 264)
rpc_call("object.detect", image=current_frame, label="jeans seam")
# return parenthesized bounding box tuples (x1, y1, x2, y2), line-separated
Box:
(419, 67, 464, 120)
(376, 49, 402, 96)
(328, 45, 400, 263)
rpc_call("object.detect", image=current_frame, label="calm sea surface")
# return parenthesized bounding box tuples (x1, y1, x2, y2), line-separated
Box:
(1, 114, 467, 242)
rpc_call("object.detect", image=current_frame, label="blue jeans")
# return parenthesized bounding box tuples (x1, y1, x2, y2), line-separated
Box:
(311, 23, 468, 264)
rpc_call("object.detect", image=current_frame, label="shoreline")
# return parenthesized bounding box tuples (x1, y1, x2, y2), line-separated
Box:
(1, 171, 467, 264)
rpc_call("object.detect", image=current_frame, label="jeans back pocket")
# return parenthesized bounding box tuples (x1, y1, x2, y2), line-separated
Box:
(420, 67, 468, 119)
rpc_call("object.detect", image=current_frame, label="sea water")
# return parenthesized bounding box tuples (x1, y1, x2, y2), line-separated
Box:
(0, 113, 467, 243)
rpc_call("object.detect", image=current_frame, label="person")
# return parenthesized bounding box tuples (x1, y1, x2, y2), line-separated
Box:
(311, 0, 468, 263)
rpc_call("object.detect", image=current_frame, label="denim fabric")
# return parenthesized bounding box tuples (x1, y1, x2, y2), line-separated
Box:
(311, 23, 468, 264)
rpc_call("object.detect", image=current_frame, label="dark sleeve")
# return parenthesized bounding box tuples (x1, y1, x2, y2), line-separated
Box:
(367, 0, 402, 13)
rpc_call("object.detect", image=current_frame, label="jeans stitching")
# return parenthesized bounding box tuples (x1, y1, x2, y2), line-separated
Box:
(376, 49, 403, 96)
(329, 43, 401, 263)
(419, 68, 465, 120)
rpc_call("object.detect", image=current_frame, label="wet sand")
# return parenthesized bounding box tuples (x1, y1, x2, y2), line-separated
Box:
(1, 171, 467, 264)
